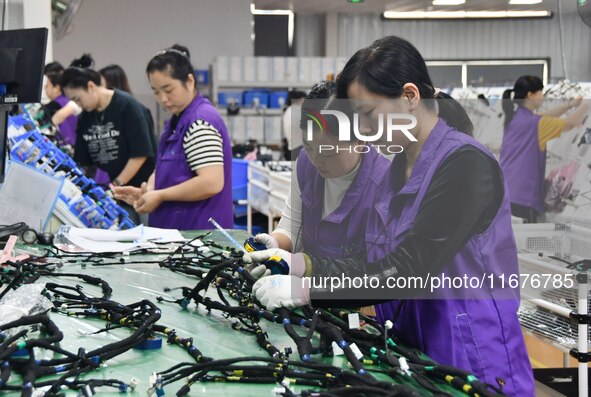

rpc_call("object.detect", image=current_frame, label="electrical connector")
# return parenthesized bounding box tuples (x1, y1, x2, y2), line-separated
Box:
(129, 377, 140, 390)
(77, 384, 95, 397)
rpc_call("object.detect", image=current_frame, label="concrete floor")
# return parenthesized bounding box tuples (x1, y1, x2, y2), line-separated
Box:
(535, 381, 567, 396)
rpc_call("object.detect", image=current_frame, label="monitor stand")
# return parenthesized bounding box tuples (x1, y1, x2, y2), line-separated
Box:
(0, 104, 11, 184)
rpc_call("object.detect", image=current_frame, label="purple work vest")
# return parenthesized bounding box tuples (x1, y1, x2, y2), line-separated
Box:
(368, 119, 534, 396)
(297, 148, 388, 258)
(500, 107, 545, 213)
(54, 95, 78, 146)
(149, 94, 233, 230)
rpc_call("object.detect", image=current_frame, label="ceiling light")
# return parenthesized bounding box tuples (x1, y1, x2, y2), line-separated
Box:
(432, 0, 466, 5)
(509, 0, 543, 4)
(383, 10, 551, 19)
(250, 3, 292, 15)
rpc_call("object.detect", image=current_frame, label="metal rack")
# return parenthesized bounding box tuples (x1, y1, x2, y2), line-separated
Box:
(514, 223, 591, 397)
(246, 161, 291, 234)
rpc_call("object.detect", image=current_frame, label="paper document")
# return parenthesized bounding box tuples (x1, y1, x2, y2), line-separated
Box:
(55, 225, 186, 253)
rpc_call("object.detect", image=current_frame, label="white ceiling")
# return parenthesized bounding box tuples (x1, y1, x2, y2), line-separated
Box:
(253, 0, 579, 15)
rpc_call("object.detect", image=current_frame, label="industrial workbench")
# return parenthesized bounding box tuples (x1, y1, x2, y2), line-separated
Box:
(9, 230, 473, 396)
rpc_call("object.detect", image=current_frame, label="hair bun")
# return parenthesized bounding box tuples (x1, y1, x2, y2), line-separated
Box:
(170, 44, 190, 59)
(70, 53, 95, 68)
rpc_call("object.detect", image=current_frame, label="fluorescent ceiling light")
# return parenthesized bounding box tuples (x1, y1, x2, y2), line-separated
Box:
(432, 0, 466, 5)
(383, 10, 551, 19)
(250, 3, 295, 47)
(250, 3, 291, 15)
(509, 0, 543, 4)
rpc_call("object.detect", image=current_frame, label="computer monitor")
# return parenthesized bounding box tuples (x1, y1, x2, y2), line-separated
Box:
(0, 28, 48, 183)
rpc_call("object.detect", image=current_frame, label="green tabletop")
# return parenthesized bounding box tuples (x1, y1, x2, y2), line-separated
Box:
(7, 230, 467, 396)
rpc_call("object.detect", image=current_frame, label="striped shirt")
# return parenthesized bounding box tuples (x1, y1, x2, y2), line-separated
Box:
(182, 119, 224, 171)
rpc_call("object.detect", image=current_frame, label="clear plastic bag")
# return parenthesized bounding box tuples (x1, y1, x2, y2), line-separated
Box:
(0, 283, 53, 337)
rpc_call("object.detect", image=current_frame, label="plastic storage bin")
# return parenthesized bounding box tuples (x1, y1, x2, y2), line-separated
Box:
(218, 91, 242, 106)
(243, 91, 269, 108)
(232, 158, 249, 217)
(269, 91, 288, 109)
(194, 69, 209, 85)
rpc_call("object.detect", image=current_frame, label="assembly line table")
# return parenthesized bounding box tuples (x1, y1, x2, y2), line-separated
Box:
(12, 230, 469, 396)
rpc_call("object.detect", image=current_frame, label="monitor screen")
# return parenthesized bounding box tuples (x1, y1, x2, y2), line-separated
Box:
(0, 28, 48, 105)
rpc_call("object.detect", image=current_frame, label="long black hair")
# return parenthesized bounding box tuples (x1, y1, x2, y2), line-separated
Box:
(146, 44, 195, 87)
(60, 54, 101, 89)
(99, 64, 132, 94)
(502, 75, 543, 128)
(336, 35, 473, 136)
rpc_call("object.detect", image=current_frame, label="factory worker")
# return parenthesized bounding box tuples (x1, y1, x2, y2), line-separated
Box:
(113, 45, 232, 230)
(43, 61, 78, 147)
(249, 36, 535, 396)
(248, 81, 389, 278)
(500, 75, 588, 223)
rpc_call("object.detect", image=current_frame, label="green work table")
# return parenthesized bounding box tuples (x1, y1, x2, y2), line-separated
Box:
(9, 230, 470, 396)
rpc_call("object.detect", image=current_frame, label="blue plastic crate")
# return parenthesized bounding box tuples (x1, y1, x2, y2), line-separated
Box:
(269, 91, 288, 109)
(194, 69, 209, 85)
(232, 158, 248, 187)
(218, 92, 242, 106)
(232, 158, 248, 218)
(243, 91, 269, 108)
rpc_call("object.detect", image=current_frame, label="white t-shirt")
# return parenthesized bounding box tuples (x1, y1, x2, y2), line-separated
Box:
(66, 100, 83, 115)
(275, 156, 361, 251)
(282, 104, 303, 150)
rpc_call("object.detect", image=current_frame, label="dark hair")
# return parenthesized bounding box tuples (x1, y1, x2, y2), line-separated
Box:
(61, 54, 101, 90)
(300, 81, 336, 130)
(502, 75, 544, 128)
(336, 35, 473, 136)
(287, 90, 307, 107)
(99, 64, 132, 94)
(146, 44, 195, 87)
(299, 81, 356, 140)
(69, 53, 94, 68)
(44, 61, 64, 86)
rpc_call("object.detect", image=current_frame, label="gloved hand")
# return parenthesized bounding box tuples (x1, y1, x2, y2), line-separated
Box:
(252, 233, 279, 249)
(245, 248, 307, 278)
(253, 275, 310, 311)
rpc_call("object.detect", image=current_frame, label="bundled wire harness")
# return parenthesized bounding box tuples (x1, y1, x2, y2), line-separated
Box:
(0, 235, 509, 397)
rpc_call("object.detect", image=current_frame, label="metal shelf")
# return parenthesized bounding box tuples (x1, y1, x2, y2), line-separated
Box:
(216, 107, 282, 116)
(215, 81, 316, 89)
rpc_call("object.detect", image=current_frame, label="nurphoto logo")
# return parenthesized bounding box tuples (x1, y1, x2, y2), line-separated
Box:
(305, 109, 417, 154)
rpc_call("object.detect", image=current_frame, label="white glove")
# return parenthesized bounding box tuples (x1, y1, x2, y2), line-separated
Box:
(248, 263, 272, 279)
(254, 233, 279, 249)
(253, 275, 310, 311)
(245, 248, 307, 277)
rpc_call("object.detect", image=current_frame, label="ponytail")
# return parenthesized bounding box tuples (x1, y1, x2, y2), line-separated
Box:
(435, 91, 474, 136)
(503, 75, 544, 128)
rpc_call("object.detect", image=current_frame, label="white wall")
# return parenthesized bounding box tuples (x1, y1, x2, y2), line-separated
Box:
(53, 0, 253, 122)
(336, 12, 591, 82)
(22, 0, 53, 64)
(3, 0, 24, 30)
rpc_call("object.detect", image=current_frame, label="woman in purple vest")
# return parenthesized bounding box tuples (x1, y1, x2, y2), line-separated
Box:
(500, 76, 588, 223)
(113, 45, 233, 230)
(247, 81, 389, 278)
(43, 62, 79, 147)
(251, 36, 535, 396)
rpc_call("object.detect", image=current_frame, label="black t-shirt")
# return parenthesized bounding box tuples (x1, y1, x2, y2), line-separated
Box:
(74, 90, 156, 187)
